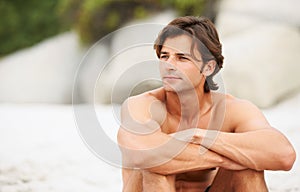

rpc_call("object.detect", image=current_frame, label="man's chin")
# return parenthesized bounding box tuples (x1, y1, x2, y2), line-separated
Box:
(163, 84, 182, 93)
(163, 85, 176, 92)
(163, 85, 196, 94)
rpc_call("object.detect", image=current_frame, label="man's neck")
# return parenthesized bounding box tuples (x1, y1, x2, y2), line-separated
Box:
(165, 87, 212, 124)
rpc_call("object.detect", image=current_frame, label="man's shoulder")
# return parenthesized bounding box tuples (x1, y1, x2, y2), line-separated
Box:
(224, 94, 259, 112)
(212, 92, 256, 110)
(223, 93, 269, 132)
(121, 88, 167, 124)
(125, 88, 165, 108)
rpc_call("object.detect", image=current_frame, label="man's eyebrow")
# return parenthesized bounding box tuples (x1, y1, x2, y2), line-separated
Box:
(160, 51, 192, 57)
(160, 51, 169, 55)
(175, 53, 192, 57)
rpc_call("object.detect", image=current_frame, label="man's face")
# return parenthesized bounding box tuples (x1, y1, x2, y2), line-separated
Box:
(159, 34, 204, 93)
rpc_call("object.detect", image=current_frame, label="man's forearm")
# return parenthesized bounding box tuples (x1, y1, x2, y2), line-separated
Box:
(193, 128, 296, 171)
(118, 127, 244, 175)
(210, 129, 295, 170)
(146, 143, 222, 175)
(147, 144, 246, 175)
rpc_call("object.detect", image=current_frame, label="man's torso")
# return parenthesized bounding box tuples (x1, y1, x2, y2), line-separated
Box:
(144, 88, 237, 191)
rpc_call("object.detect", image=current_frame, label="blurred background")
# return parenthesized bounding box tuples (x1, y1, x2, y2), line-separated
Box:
(0, 0, 299, 191)
(0, 0, 299, 107)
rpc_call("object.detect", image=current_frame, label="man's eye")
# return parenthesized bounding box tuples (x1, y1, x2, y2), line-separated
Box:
(160, 55, 168, 59)
(179, 56, 189, 60)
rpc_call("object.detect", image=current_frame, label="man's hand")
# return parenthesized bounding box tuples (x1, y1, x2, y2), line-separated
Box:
(169, 128, 200, 142)
(169, 129, 247, 171)
(169, 128, 215, 146)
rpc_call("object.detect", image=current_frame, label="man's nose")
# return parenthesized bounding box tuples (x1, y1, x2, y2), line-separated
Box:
(166, 56, 177, 70)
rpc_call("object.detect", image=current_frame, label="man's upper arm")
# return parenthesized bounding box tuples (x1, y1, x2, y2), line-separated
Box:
(117, 95, 175, 168)
(232, 99, 271, 133)
(119, 96, 164, 137)
(203, 98, 296, 170)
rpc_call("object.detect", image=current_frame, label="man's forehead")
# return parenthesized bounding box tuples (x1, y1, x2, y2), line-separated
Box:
(161, 35, 193, 54)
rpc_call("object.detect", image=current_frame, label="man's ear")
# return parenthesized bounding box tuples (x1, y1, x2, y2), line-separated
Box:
(202, 60, 216, 77)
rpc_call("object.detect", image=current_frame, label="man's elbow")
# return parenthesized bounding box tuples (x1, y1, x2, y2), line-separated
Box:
(117, 128, 128, 147)
(279, 146, 296, 171)
(117, 128, 149, 168)
(122, 154, 148, 169)
(120, 150, 159, 171)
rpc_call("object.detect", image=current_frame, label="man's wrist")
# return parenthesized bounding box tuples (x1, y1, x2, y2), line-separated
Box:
(194, 129, 220, 149)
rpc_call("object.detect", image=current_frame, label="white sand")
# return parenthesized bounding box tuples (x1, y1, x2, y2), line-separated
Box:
(0, 92, 299, 191)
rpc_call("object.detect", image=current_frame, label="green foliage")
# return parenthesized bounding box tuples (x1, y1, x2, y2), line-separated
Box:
(0, 0, 70, 57)
(0, 0, 209, 56)
(60, 0, 208, 45)
(59, 0, 161, 44)
(172, 0, 206, 16)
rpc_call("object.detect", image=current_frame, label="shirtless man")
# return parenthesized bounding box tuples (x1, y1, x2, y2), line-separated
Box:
(117, 16, 296, 191)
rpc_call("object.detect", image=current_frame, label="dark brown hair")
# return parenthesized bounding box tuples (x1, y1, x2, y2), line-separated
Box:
(154, 16, 224, 92)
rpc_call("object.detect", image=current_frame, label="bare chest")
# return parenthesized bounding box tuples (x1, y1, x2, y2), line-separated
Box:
(161, 112, 231, 134)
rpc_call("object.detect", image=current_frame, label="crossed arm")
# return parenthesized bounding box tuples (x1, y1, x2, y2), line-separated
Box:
(172, 127, 295, 171)
(118, 126, 245, 175)
(118, 127, 246, 192)
(118, 98, 248, 176)
(118, 97, 296, 191)
(118, 97, 295, 174)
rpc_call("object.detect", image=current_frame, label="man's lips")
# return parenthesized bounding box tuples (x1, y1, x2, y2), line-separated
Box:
(163, 76, 181, 80)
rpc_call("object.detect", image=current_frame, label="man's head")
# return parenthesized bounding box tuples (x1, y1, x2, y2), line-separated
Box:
(154, 16, 224, 93)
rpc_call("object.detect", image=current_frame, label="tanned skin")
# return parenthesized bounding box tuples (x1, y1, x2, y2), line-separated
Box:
(118, 35, 296, 191)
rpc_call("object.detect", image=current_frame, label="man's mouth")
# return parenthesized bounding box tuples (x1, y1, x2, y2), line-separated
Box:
(163, 75, 181, 80)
